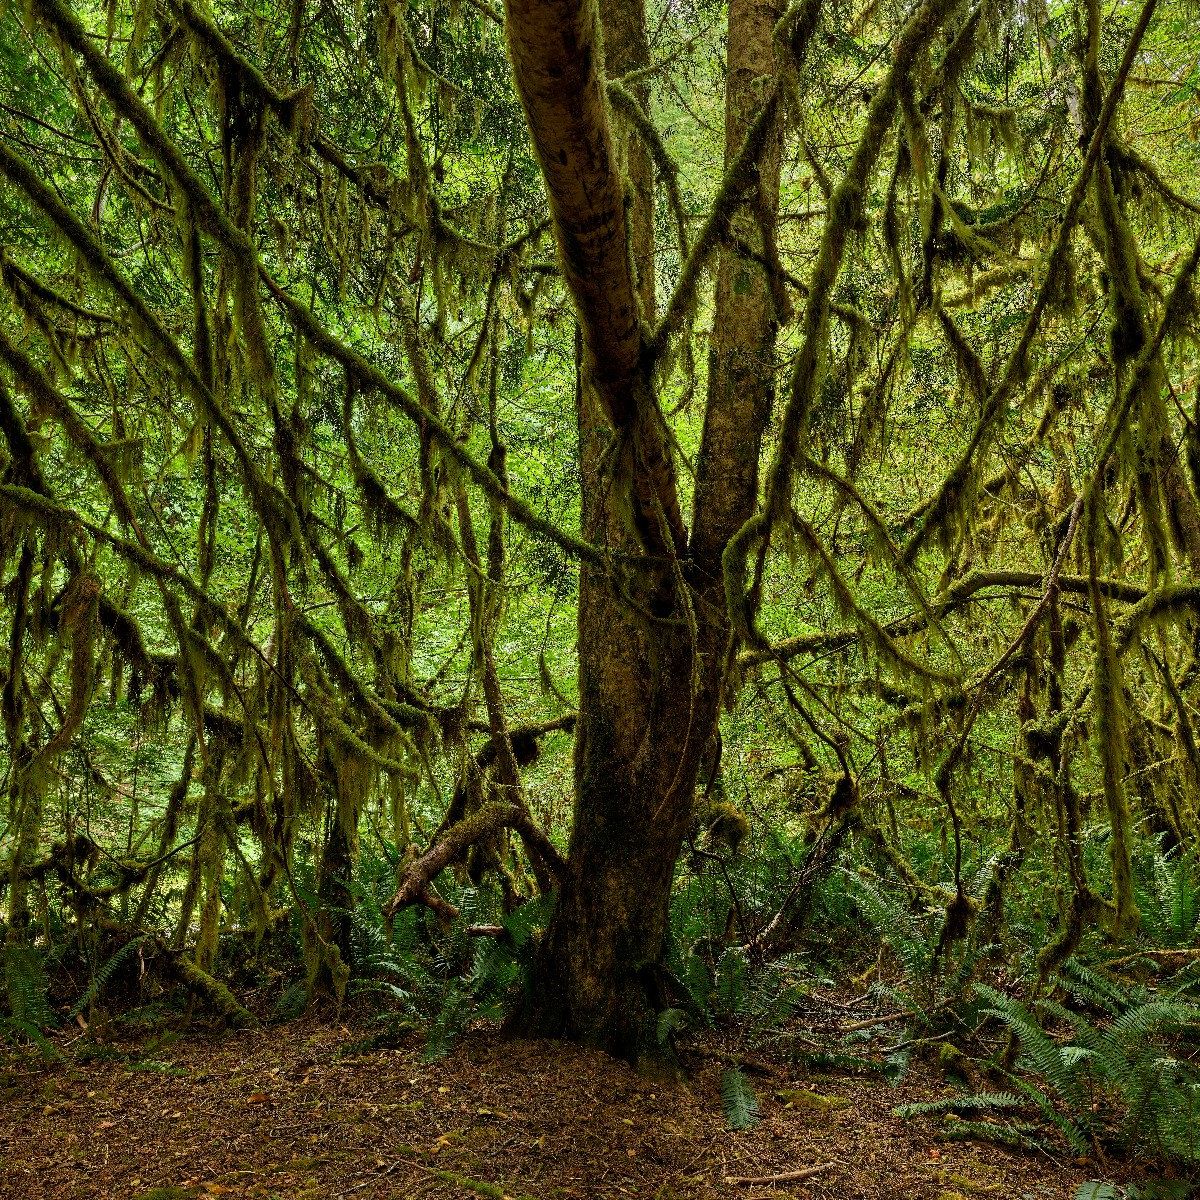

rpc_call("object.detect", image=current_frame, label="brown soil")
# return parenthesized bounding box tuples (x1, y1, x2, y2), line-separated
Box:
(0, 1010, 1127, 1200)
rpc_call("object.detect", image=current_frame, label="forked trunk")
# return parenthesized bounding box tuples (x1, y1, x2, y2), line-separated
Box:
(520, 326, 723, 1055)
(506, 0, 783, 1057)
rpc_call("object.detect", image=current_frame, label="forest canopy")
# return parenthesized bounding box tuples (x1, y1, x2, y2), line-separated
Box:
(2, 0, 1200, 1089)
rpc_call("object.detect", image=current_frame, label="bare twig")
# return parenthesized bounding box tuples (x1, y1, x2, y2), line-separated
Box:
(725, 1163, 837, 1186)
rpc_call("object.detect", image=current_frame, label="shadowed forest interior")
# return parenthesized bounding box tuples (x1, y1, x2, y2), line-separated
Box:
(1, 0, 1200, 1195)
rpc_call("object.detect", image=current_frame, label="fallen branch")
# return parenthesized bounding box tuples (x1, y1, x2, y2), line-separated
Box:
(94, 916, 253, 1026)
(171, 954, 255, 1026)
(837, 1011, 907, 1033)
(725, 1163, 837, 1186)
(688, 1047, 781, 1076)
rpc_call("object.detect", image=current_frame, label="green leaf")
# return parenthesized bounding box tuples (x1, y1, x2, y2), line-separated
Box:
(1074, 1184, 1119, 1200)
(721, 1068, 760, 1131)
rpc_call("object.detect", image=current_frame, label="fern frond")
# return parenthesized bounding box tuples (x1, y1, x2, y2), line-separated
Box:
(895, 1091, 1022, 1118)
(1055, 958, 1135, 1017)
(939, 1117, 1047, 1151)
(2, 943, 54, 1032)
(71, 936, 151, 1018)
(976, 984, 1087, 1112)
(721, 1068, 761, 1130)
(657, 1007, 688, 1045)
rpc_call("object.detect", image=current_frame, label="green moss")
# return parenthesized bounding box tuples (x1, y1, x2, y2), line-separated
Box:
(776, 1087, 851, 1114)
(430, 1170, 536, 1200)
(937, 1042, 969, 1080)
(695, 799, 750, 853)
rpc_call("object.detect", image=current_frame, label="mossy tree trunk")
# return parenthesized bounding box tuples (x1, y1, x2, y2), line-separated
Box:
(506, 0, 784, 1057)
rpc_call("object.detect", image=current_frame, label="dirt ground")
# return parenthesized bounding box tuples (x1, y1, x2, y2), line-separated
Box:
(0, 1009, 1134, 1200)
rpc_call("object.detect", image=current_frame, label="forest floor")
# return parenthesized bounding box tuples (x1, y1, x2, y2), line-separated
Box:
(0, 1005, 1137, 1200)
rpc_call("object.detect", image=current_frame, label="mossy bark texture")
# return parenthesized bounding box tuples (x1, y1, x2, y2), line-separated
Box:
(506, 0, 783, 1058)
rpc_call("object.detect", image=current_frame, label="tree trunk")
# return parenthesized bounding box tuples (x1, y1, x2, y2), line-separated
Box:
(692, 0, 785, 586)
(518, 321, 710, 1053)
(506, 0, 784, 1058)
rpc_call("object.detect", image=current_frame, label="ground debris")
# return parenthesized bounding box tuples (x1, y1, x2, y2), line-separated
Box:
(0, 1016, 1122, 1198)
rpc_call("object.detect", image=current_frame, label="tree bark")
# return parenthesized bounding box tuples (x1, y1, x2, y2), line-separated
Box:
(504, 0, 683, 557)
(506, 0, 787, 1058)
(692, 0, 786, 604)
(601, 0, 656, 320)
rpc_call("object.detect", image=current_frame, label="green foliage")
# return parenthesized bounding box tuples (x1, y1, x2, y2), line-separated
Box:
(844, 867, 995, 1040)
(720, 1067, 761, 1130)
(2, 0, 1200, 1179)
(656, 1006, 689, 1045)
(1135, 845, 1200, 948)
(893, 1091, 1022, 1118)
(70, 935, 151, 1019)
(1, 942, 55, 1052)
(939, 1117, 1047, 1151)
(975, 984, 1200, 1164)
(1076, 1182, 1196, 1200)
(1056, 958, 1140, 1017)
(1077, 1185, 1121, 1200)
(847, 871, 937, 980)
(348, 847, 549, 1059)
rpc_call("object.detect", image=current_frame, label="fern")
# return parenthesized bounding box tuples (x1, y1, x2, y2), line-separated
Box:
(502, 893, 552, 951)
(713, 947, 750, 1017)
(894, 1091, 1022, 1118)
(656, 1006, 688, 1045)
(71, 935, 151, 1019)
(845, 870, 992, 1031)
(1074, 1186, 1118, 1200)
(1109, 998, 1199, 1046)
(721, 1068, 761, 1130)
(422, 982, 475, 1062)
(2, 943, 54, 1033)
(1, 943, 58, 1059)
(973, 983, 1200, 1164)
(847, 870, 935, 980)
(1137, 845, 1200, 948)
(797, 1050, 889, 1075)
(1004, 1071, 1091, 1156)
(939, 1117, 1048, 1151)
(668, 950, 715, 1019)
(348, 870, 548, 1061)
(1056, 958, 1137, 1017)
(976, 985, 1089, 1111)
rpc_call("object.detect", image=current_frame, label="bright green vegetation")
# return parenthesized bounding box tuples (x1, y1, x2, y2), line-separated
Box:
(1, 0, 1200, 1177)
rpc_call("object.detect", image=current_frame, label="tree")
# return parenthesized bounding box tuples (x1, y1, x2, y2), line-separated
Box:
(2, 0, 1200, 1060)
(504, 0, 799, 1048)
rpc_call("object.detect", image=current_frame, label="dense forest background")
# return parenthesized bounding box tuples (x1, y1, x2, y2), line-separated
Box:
(3, 0, 1200, 1181)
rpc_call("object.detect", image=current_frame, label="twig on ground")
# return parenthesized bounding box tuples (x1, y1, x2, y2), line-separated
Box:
(838, 1011, 907, 1033)
(725, 1162, 837, 1185)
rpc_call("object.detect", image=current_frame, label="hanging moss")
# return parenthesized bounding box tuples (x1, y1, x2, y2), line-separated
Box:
(1086, 532, 1139, 935)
